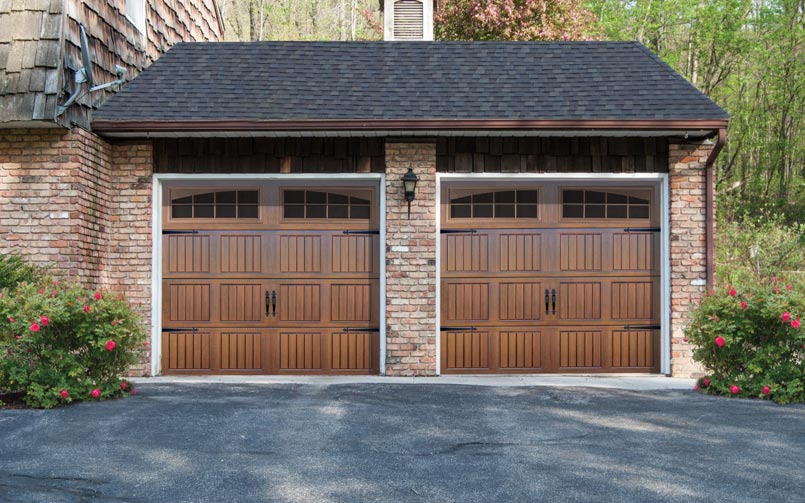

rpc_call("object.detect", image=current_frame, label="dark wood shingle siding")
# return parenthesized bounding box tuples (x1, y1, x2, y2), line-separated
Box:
(0, 0, 223, 127)
(152, 137, 669, 174)
(0, 0, 63, 123)
(153, 137, 387, 173)
(437, 137, 669, 173)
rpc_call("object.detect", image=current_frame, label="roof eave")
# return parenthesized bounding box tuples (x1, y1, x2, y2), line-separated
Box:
(91, 118, 729, 135)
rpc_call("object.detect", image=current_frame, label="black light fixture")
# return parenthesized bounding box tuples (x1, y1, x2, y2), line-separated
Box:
(402, 167, 419, 219)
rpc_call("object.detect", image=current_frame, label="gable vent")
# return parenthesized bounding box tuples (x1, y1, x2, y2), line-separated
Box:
(393, 0, 424, 40)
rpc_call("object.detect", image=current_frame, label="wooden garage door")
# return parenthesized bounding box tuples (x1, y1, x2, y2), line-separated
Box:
(441, 182, 661, 374)
(160, 183, 380, 375)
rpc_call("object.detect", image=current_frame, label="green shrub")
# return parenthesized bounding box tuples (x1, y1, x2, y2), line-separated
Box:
(0, 280, 145, 408)
(685, 278, 805, 404)
(0, 254, 46, 290)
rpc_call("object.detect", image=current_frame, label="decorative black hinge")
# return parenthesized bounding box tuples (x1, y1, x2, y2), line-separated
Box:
(440, 326, 478, 332)
(623, 324, 662, 330)
(162, 230, 200, 235)
(162, 327, 199, 333)
(440, 229, 477, 234)
(342, 327, 381, 333)
(342, 230, 380, 235)
(623, 227, 661, 233)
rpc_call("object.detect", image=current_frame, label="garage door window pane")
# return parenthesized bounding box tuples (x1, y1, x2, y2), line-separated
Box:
(171, 190, 260, 220)
(516, 204, 537, 218)
(172, 205, 192, 218)
(307, 205, 327, 218)
(284, 205, 305, 219)
(450, 190, 539, 219)
(329, 205, 349, 219)
(216, 205, 236, 218)
(474, 204, 493, 218)
(195, 205, 214, 218)
(238, 205, 259, 218)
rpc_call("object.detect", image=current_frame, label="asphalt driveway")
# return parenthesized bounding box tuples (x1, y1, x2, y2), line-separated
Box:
(1, 383, 803, 502)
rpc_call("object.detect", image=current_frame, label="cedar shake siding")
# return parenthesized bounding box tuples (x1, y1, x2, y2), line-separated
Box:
(0, 0, 223, 128)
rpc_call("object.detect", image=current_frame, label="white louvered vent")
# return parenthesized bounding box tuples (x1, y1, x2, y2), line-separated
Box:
(393, 0, 424, 40)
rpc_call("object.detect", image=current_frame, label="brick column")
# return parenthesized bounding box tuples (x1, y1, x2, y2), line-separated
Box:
(668, 140, 714, 377)
(107, 142, 154, 376)
(384, 141, 438, 376)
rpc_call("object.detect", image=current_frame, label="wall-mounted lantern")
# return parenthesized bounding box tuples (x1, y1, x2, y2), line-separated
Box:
(402, 167, 419, 219)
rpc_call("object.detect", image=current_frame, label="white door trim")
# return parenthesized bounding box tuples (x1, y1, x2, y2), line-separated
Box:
(150, 173, 387, 376)
(435, 172, 672, 375)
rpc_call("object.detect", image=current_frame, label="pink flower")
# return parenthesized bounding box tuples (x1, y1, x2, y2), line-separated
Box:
(703, 378, 710, 387)
(772, 276, 777, 283)
(53, 279, 59, 287)
(7, 317, 14, 323)
(714, 336, 725, 348)
(83, 305, 90, 313)
(786, 284, 793, 290)
(143, 341, 149, 347)
(762, 385, 770, 395)
(730, 384, 740, 394)
(14, 335, 20, 340)
(105, 340, 116, 351)
(121, 381, 128, 391)
(94, 292, 101, 301)
(60, 390, 69, 399)
(38, 288, 45, 295)
(782, 312, 791, 322)
(30, 322, 40, 332)
(40, 315, 49, 326)
(91, 388, 100, 399)
(740, 301, 748, 309)
(728, 288, 737, 297)
(683, 337, 688, 343)
(792, 318, 801, 329)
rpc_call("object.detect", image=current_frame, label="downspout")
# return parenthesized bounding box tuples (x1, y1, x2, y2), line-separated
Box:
(705, 128, 726, 290)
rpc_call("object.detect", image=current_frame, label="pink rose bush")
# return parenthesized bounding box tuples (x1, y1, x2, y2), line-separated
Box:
(686, 279, 805, 404)
(0, 278, 144, 409)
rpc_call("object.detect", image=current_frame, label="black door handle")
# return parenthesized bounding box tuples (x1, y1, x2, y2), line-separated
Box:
(551, 288, 556, 315)
(271, 290, 277, 317)
(265, 290, 271, 317)
(545, 289, 550, 315)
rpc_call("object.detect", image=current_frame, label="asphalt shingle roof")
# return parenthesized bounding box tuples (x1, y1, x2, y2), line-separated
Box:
(93, 41, 728, 124)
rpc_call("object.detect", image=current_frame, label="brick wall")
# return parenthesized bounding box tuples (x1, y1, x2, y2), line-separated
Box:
(0, 127, 111, 284)
(384, 142, 438, 376)
(668, 140, 714, 377)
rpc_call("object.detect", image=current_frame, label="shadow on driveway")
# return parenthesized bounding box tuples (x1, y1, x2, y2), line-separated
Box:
(1, 384, 803, 502)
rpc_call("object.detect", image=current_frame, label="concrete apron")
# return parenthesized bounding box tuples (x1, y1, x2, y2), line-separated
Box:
(131, 375, 696, 391)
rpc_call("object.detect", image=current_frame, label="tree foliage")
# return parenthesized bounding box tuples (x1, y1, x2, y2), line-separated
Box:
(217, 0, 382, 41)
(434, 0, 596, 41)
(590, 0, 805, 223)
